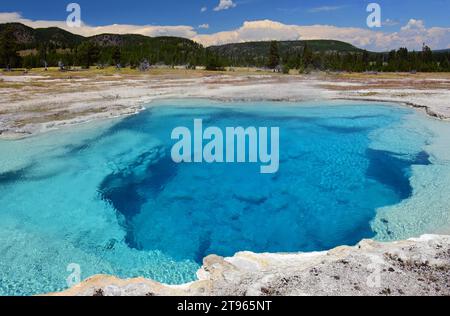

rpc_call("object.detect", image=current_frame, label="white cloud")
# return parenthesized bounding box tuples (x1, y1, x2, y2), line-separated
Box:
(194, 19, 450, 51)
(402, 19, 425, 31)
(0, 12, 22, 22)
(198, 24, 209, 29)
(1, 12, 449, 51)
(0, 12, 197, 39)
(308, 6, 344, 13)
(201, 7, 207, 13)
(214, 0, 237, 12)
(401, 19, 425, 31)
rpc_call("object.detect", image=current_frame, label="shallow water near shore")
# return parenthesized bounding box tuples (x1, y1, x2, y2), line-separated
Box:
(0, 99, 449, 296)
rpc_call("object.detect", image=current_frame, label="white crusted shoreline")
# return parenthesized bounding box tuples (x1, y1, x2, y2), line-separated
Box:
(1, 73, 450, 139)
(48, 234, 450, 296)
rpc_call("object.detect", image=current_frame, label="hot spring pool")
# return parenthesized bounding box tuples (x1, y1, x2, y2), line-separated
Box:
(0, 99, 449, 295)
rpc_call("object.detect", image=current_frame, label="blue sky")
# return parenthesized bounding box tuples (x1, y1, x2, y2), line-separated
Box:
(1, 0, 449, 50)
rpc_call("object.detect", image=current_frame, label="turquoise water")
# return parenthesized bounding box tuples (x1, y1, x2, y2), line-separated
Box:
(0, 100, 442, 295)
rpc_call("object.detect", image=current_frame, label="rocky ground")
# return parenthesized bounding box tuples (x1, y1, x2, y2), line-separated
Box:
(48, 235, 450, 296)
(1, 70, 450, 139)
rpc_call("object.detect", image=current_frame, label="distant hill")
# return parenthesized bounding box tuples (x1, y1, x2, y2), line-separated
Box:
(35, 27, 84, 48)
(0, 22, 202, 50)
(0, 23, 84, 48)
(86, 33, 205, 66)
(0, 23, 205, 67)
(207, 40, 363, 67)
(88, 33, 202, 50)
(435, 48, 450, 54)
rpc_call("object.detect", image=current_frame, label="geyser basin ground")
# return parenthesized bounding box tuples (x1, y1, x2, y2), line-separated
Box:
(0, 99, 449, 296)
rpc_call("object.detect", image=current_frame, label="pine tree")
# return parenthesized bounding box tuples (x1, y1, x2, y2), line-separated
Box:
(362, 50, 370, 71)
(421, 44, 432, 63)
(0, 28, 19, 69)
(77, 42, 100, 68)
(205, 52, 225, 71)
(397, 47, 409, 71)
(440, 57, 450, 72)
(302, 43, 313, 68)
(267, 41, 280, 69)
(112, 47, 121, 66)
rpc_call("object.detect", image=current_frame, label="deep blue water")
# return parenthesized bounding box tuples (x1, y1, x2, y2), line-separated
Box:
(0, 100, 434, 295)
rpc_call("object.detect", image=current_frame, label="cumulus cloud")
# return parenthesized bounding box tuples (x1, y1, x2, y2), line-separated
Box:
(201, 7, 207, 13)
(401, 18, 425, 31)
(0, 12, 22, 22)
(214, 0, 237, 12)
(194, 19, 450, 51)
(0, 12, 71, 30)
(0, 12, 197, 38)
(1, 12, 449, 51)
(195, 20, 302, 45)
(80, 24, 197, 38)
(198, 24, 209, 29)
(396, 19, 450, 50)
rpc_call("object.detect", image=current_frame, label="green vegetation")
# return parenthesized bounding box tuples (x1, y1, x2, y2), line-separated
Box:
(0, 26, 20, 69)
(0, 23, 207, 69)
(1, 23, 449, 73)
(208, 40, 361, 68)
(210, 39, 450, 73)
(77, 41, 100, 68)
(267, 41, 280, 69)
(204, 51, 226, 71)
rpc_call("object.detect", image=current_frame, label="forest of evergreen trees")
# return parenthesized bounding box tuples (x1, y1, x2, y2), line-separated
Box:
(229, 41, 450, 73)
(0, 36, 209, 70)
(1, 23, 449, 73)
(0, 24, 210, 70)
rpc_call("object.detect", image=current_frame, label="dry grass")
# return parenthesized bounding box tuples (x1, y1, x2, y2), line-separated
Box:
(2, 67, 449, 78)
(1, 66, 278, 79)
(0, 82, 22, 89)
